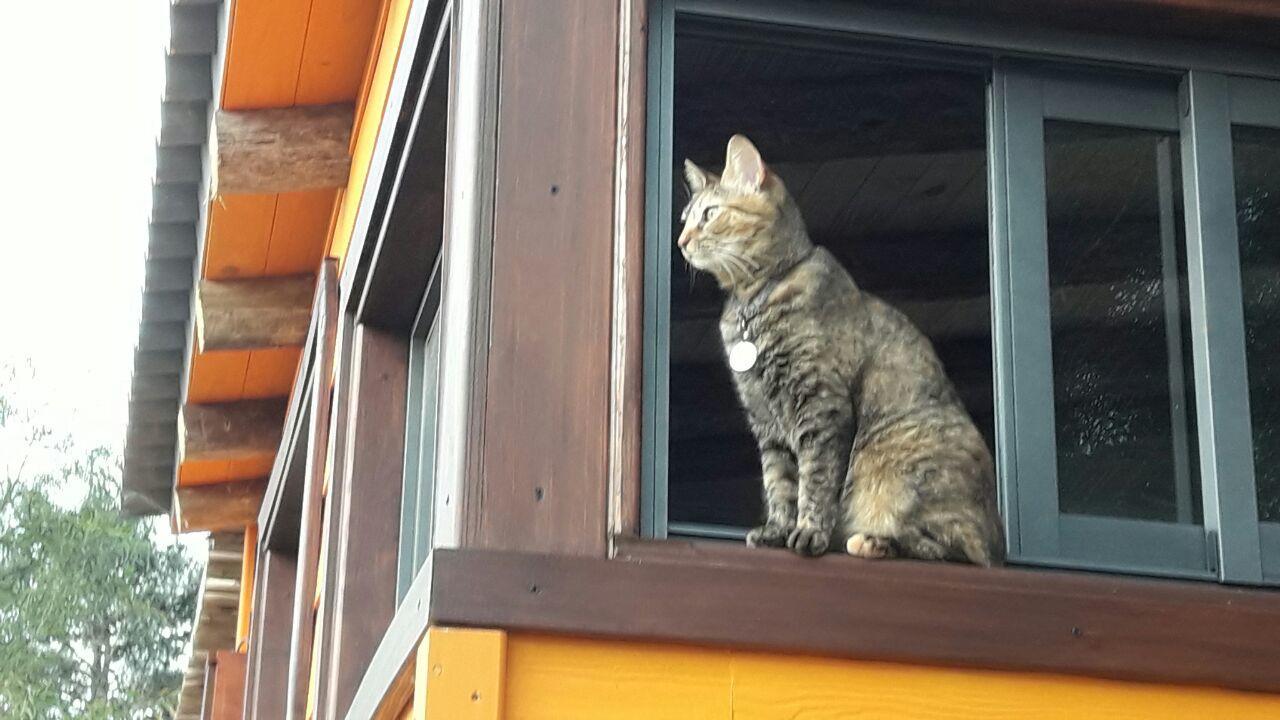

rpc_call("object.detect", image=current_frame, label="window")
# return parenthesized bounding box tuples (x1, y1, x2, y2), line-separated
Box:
(1228, 76, 1280, 582)
(643, 1, 1280, 585)
(398, 263, 443, 600)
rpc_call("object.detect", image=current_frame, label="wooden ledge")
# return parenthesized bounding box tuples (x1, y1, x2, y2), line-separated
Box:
(428, 543, 1280, 695)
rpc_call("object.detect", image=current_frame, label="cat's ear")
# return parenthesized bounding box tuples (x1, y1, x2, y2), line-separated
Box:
(683, 159, 713, 194)
(722, 134, 767, 193)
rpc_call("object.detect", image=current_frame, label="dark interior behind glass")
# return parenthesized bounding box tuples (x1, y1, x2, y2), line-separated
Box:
(667, 26, 992, 531)
(1233, 124, 1280, 524)
(1043, 121, 1202, 524)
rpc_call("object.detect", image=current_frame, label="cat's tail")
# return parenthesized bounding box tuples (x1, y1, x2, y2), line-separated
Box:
(955, 521, 1006, 567)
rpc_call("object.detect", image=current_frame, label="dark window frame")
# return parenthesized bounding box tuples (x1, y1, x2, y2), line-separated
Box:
(641, 0, 1280, 585)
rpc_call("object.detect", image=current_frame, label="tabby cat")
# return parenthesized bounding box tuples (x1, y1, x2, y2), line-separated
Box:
(678, 135, 1004, 565)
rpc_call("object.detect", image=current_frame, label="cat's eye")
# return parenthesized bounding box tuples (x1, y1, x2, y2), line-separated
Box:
(700, 205, 721, 225)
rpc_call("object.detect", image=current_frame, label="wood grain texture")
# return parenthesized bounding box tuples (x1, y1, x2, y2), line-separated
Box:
(501, 632, 1280, 720)
(173, 478, 267, 534)
(202, 651, 247, 720)
(244, 550, 296, 720)
(476, 0, 620, 557)
(913, 0, 1280, 49)
(609, 0, 648, 541)
(180, 399, 288, 464)
(196, 275, 315, 352)
(416, 628, 506, 720)
(326, 325, 408, 719)
(285, 260, 339, 720)
(213, 105, 355, 195)
(314, 315, 355, 720)
(429, 545, 1280, 694)
(236, 524, 257, 652)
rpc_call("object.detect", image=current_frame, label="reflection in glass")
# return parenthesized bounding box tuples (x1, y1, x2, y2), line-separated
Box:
(1233, 125, 1280, 523)
(1044, 121, 1200, 523)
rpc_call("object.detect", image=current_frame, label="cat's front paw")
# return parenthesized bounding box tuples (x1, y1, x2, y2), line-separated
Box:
(787, 523, 831, 557)
(746, 523, 791, 548)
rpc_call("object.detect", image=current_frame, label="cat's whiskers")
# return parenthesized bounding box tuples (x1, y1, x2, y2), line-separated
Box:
(715, 250, 752, 287)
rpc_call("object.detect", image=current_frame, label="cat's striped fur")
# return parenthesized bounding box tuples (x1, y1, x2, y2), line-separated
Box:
(678, 135, 1004, 565)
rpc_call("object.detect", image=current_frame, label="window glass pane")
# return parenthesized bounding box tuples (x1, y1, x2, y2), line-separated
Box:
(667, 27, 991, 530)
(1233, 124, 1280, 523)
(1043, 120, 1200, 523)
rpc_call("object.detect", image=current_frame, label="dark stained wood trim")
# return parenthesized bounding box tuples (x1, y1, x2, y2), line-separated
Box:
(608, 0, 648, 543)
(337, 0, 450, 313)
(243, 549, 297, 720)
(355, 16, 451, 333)
(428, 544, 1280, 695)
(473, 0, 620, 557)
(201, 650, 247, 720)
(325, 325, 409, 719)
(928, 0, 1280, 49)
(257, 337, 313, 552)
(315, 312, 356, 720)
(285, 260, 339, 720)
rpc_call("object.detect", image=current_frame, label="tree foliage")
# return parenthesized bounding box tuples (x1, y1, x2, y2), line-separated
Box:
(0, 368, 199, 719)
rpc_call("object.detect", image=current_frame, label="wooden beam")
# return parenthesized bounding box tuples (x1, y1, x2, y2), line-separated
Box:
(173, 479, 268, 534)
(195, 275, 315, 352)
(212, 104, 355, 195)
(180, 399, 288, 464)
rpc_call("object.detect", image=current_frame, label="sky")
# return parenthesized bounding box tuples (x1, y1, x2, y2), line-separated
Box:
(0, 2, 167, 457)
(0, 1, 205, 563)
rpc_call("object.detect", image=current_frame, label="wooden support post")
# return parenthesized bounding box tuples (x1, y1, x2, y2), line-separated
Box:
(413, 628, 507, 720)
(244, 550, 296, 720)
(285, 260, 339, 720)
(173, 479, 268, 534)
(179, 398, 288, 464)
(236, 523, 257, 652)
(212, 104, 355, 195)
(325, 325, 408, 718)
(195, 275, 315, 352)
(200, 650, 247, 720)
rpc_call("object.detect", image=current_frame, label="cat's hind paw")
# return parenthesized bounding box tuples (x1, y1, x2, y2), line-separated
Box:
(787, 523, 831, 557)
(846, 533, 895, 559)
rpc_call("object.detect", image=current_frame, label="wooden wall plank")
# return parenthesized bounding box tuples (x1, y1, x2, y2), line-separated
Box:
(203, 650, 248, 720)
(609, 0, 648, 540)
(285, 260, 339, 720)
(266, 189, 341, 275)
(296, 0, 386, 105)
(429, 546, 1280, 695)
(244, 550, 297, 720)
(501, 632, 1280, 720)
(236, 524, 257, 652)
(315, 314, 355, 720)
(326, 0, 414, 266)
(476, 0, 620, 557)
(326, 325, 408, 718)
(220, 0, 311, 110)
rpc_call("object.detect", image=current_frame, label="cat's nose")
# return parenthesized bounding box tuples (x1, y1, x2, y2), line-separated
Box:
(677, 227, 694, 248)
